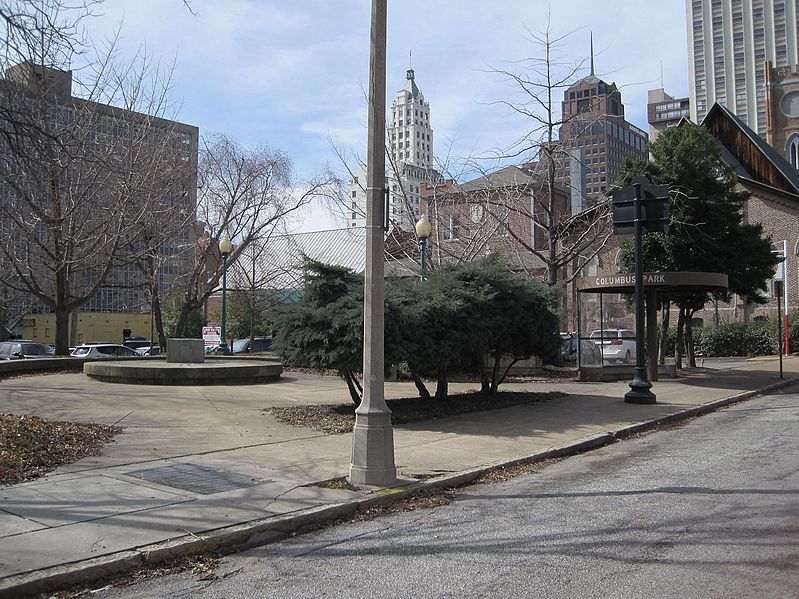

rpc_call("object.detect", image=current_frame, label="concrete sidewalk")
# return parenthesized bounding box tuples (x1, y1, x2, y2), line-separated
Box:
(1, 356, 797, 596)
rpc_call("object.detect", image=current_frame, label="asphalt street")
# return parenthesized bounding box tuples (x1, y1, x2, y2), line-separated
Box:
(95, 391, 799, 599)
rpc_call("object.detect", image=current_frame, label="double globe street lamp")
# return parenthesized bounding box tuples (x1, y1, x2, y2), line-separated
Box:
(218, 235, 233, 354)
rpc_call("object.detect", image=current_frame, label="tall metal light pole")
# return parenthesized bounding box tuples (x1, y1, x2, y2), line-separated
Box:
(415, 214, 432, 280)
(624, 183, 655, 404)
(219, 235, 233, 354)
(349, 0, 397, 487)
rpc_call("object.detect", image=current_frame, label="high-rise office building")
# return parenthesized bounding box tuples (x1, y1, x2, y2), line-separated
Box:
(0, 62, 198, 322)
(555, 60, 648, 213)
(687, 0, 799, 135)
(348, 68, 441, 229)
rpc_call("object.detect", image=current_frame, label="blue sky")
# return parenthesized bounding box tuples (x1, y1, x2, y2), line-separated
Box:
(89, 0, 688, 231)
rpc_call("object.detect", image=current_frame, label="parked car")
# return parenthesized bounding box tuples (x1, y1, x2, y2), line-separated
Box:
(134, 345, 161, 356)
(561, 333, 602, 365)
(0, 340, 53, 360)
(123, 337, 152, 350)
(590, 328, 637, 363)
(231, 337, 273, 354)
(70, 344, 140, 359)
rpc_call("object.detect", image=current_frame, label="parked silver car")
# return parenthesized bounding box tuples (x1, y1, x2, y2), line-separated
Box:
(590, 328, 637, 364)
(70, 344, 139, 359)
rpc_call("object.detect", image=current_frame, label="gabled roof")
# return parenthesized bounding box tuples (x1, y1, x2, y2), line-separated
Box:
(445, 165, 567, 196)
(702, 102, 799, 196)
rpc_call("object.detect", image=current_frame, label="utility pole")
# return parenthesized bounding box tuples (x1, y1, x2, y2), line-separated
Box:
(349, 0, 397, 487)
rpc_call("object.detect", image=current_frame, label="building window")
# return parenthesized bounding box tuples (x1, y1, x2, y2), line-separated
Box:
(788, 135, 799, 169)
(496, 209, 509, 236)
(444, 215, 460, 240)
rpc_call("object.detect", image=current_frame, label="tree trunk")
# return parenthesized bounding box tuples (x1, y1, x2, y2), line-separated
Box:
(174, 300, 195, 338)
(488, 355, 502, 395)
(341, 370, 362, 406)
(478, 355, 490, 394)
(659, 302, 670, 365)
(411, 371, 431, 399)
(496, 358, 520, 392)
(68, 309, 79, 348)
(54, 306, 70, 355)
(152, 292, 167, 347)
(686, 309, 697, 368)
(434, 364, 448, 400)
(675, 307, 686, 370)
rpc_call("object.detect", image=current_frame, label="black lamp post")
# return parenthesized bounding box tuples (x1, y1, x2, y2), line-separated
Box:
(218, 235, 233, 354)
(415, 214, 432, 280)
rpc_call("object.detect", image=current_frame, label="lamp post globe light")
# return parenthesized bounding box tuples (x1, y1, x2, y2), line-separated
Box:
(415, 214, 432, 279)
(218, 235, 233, 354)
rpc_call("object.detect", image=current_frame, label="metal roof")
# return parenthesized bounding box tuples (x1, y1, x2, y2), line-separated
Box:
(229, 228, 367, 291)
(228, 227, 419, 292)
(703, 102, 799, 195)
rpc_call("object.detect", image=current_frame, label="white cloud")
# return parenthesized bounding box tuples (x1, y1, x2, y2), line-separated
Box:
(76, 0, 689, 231)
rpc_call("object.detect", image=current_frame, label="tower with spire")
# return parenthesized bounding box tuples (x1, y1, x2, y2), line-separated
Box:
(388, 66, 434, 169)
(554, 34, 648, 213)
(348, 64, 441, 229)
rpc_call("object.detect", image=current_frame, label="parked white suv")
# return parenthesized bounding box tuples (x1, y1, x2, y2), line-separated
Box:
(590, 329, 636, 364)
(70, 344, 139, 359)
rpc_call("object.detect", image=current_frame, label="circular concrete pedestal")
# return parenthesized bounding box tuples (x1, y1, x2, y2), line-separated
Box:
(84, 359, 282, 385)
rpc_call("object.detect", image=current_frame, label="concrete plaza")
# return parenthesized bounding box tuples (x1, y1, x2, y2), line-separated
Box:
(0, 356, 796, 596)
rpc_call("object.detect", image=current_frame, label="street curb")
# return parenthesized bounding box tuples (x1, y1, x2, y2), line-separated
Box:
(2, 377, 797, 598)
(612, 377, 799, 439)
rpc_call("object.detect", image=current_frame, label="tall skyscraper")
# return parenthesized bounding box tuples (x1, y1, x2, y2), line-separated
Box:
(687, 0, 799, 135)
(348, 68, 441, 229)
(554, 54, 648, 213)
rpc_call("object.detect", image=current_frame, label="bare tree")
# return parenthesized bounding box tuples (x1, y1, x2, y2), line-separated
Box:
(225, 233, 295, 343)
(169, 133, 333, 337)
(0, 1, 191, 354)
(485, 20, 612, 286)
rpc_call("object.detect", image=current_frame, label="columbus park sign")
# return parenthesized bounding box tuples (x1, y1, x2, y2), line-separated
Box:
(578, 272, 729, 293)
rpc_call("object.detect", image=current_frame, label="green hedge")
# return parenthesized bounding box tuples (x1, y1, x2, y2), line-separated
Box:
(789, 316, 799, 353)
(662, 321, 777, 357)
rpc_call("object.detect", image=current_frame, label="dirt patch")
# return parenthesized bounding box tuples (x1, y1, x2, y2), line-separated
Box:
(0, 368, 80, 383)
(354, 488, 454, 521)
(266, 390, 567, 434)
(47, 554, 222, 598)
(315, 476, 359, 491)
(0, 414, 120, 486)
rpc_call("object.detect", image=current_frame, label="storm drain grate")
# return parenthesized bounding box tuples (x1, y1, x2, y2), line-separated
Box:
(125, 463, 267, 495)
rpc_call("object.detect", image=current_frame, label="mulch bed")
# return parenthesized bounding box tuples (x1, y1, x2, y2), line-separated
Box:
(0, 368, 80, 383)
(266, 390, 567, 434)
(0, 414, 120, 486)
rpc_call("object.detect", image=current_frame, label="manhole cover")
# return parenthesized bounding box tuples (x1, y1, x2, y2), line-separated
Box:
(126, 463, 267, 495)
